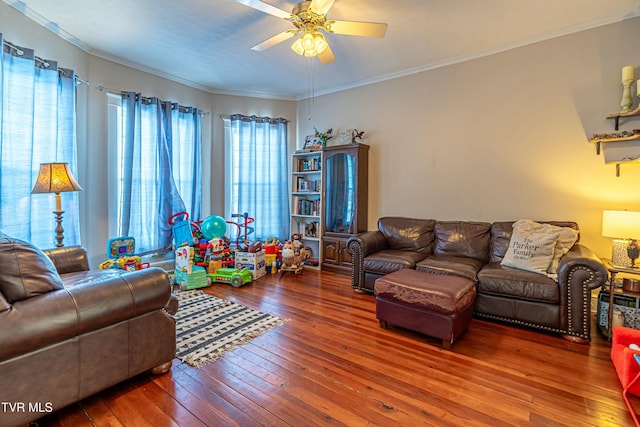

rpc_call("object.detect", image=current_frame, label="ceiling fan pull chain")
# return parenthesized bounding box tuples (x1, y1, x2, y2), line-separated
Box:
(307, 56, 314, 120)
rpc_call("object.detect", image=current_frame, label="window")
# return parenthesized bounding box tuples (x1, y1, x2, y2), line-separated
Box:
(224, 115, 289, 241)
(108, 92, 202, 254)
(0, 36, 80, 248)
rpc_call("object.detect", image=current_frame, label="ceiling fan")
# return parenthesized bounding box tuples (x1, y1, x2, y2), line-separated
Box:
(235, 0, 388, 64)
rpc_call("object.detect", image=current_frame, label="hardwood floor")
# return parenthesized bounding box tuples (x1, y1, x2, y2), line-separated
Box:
(34, 270, 635, 426)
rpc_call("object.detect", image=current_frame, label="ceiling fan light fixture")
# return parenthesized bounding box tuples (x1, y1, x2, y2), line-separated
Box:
(237, 0, 388, 64)
(313, 32, 328, 54)
(291, 37, 305, 56)
(302, 31, 315, 50)
(291, 31, 328, 57)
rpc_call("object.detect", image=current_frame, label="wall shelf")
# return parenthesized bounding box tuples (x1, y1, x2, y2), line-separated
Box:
(591, 104, 640, 176)
(590, 132, 640, 155)
(607, 105, 640, 130)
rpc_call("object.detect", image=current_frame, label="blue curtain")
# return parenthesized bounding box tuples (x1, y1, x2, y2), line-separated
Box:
(228, 114, 289, 241)
(170, 104, 202, 220)
(0, 35, 80, 248)
(118, 92, 202, 254)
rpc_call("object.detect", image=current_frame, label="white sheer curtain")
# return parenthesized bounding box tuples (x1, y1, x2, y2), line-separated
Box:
(228, 114, 289, 241)
(0, 34, 80, 248)
(117, 92, 202, 254)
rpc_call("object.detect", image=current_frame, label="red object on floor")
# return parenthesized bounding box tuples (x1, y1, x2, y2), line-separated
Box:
(611, 325, 640, 426)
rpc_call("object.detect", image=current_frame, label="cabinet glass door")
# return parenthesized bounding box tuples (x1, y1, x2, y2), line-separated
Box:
(324, 152, 355, 234)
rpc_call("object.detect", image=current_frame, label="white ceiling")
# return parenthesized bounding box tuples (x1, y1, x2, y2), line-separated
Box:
(4, 0, 640, 100)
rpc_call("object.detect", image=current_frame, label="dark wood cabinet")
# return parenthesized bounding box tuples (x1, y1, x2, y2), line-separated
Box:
(321, 236, 353, 269)
(321, 143, 369, 272)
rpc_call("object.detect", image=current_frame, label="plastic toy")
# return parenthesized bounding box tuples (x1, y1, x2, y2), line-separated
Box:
(174, 266, 210, 291)
(208, 267, 252, 288)
(99, 236, 150, 271)
(98, 256, 148, 271)
(264, 237, 283, 262)
(169, 211, 199, 247)
(206, 237, 234, 267)
(174, 246, 210, 290)
(229, 212, 255, 249)
(200, 215, 227, 240)
(107, 236, 135, 258)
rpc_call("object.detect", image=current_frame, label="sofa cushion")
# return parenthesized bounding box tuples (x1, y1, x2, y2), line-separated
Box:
(363, 249, 427, 274)
(501, 224, 560, 275)
(378, 217, 436, 253)
(416, 255, 486, 282)
(434, 221, 491, 262)
(0, 233, 64, 303)
(477, 262, 559, 303)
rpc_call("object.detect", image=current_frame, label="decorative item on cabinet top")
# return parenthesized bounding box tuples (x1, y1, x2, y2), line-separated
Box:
(301, 134, 323, 152)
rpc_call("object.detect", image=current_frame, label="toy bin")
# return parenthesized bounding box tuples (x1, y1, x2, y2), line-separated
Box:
(235, 250, 266, 280)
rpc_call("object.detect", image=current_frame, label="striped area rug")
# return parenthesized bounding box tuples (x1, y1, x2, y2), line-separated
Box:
(173, 290, 287, 367)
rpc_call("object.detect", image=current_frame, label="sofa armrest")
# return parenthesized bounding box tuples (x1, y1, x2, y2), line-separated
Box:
(347, 230, 388, 257)
(347, 231, 388, 291)
(0, 267, 171, 362)
(43, 245, 89, 274)
(556, 243, 608, 340)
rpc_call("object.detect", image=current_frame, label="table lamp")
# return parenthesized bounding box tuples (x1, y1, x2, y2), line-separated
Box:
(31, 163, 83, 247)
(602, 210, 640, 268)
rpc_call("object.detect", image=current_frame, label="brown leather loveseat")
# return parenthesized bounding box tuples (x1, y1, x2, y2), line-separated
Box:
(0, 233, 176, 426)
(347, 217, 608, 343)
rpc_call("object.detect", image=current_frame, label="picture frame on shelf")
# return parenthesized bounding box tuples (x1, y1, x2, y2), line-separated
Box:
(302, 135, 322, 151)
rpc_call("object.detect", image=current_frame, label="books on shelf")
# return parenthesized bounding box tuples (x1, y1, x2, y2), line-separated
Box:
(295, 177, 320, 193)
(293, 196, 321, 216)
(297, 157, 321, 172)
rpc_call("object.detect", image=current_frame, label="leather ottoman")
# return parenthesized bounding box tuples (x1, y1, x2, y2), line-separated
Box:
(374, 269, 476, 349)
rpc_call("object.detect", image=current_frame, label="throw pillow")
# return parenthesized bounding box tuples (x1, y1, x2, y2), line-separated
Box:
(543, 224, 579, 274)
(0, 232, 64, 303)
(507, 219, 579, 275)
(501, 225, 560, 275)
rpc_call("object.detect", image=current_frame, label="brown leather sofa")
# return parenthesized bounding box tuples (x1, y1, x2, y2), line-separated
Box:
(347, 217, 608, 343)
(0, 233, 176, 426)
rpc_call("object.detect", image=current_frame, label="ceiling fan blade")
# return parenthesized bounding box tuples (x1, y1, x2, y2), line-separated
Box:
(251, 29, 298, 51)
(317, 44, 336, 65)
(325, 20, 388, 38)
(309, 0, 336, 16)
(235, 0, 292, 20)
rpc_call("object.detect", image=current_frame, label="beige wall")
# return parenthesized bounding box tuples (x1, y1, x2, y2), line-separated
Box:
(297, 16, 640, 259)
(3, 1, 640, 263)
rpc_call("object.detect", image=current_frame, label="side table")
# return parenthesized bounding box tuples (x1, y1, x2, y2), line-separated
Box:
(602, 258, 640, 340)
